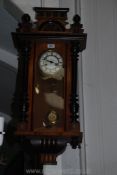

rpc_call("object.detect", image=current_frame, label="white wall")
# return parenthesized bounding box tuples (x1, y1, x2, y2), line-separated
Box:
(0, 48, 17, 68)
(2, 0, 117, 175)
(81, 0, 117, 174)
(0, 60, 16, 115)
(0, 7, 17, 54)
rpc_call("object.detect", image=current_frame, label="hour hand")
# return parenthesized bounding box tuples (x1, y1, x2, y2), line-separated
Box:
(46, 59, 58, 66)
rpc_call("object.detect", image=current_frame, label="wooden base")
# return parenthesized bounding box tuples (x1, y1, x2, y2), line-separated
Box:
(15, 134, 82, 165)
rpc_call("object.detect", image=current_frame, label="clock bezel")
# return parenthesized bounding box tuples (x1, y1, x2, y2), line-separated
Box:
(38, 50, 63, 76)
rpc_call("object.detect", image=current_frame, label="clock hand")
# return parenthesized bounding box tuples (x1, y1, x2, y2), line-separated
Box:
(45, 59, 59, 66)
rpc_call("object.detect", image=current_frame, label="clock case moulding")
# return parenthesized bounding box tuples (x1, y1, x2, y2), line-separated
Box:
(11, 7, 87, 166)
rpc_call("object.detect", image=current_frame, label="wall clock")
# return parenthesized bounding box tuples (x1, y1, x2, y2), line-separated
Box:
(11, 7, 87, 171)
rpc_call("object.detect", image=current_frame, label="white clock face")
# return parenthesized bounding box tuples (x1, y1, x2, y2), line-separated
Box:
(39, 50, 63, 75)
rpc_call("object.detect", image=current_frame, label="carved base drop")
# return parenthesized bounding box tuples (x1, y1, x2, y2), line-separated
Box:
(30, 137, 67, 164)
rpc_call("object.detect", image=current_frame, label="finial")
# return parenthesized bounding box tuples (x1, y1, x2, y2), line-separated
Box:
(71, 14, 84, 33)
(21, 14, 31, 23)
(73, 14, 81, 24)
(17, 14, 32, 32)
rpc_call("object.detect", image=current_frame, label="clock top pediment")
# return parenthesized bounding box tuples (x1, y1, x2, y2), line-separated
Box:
(15, 7, 85, 34)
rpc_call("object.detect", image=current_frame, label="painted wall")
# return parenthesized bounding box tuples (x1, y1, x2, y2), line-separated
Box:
(0, 60, 16, 116)
(1, 0, 117, 175)
(81, 0, 117, 174)
(0, 7, 17, 54)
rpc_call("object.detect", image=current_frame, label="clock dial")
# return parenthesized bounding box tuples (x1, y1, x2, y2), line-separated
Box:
(39, 50, 63, 75)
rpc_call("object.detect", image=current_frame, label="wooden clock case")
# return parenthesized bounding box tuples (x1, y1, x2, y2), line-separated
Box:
(11, 7, 87, 166)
